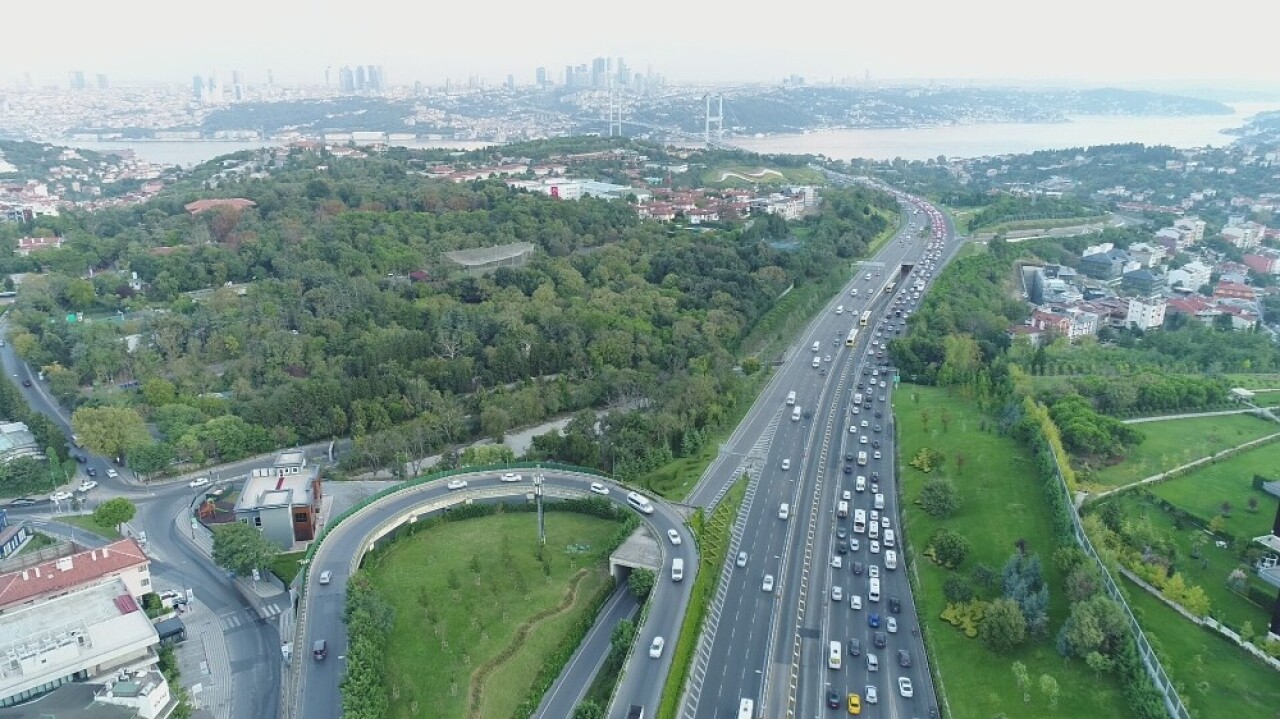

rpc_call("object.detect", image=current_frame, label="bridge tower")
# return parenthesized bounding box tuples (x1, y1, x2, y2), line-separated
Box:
(703, 94, 724, 147)
(608, 86, 623, 137)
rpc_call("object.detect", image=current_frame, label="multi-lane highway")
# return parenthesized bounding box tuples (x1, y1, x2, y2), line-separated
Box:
(295, 471, 694, 719)
(680, 185, 960, 719)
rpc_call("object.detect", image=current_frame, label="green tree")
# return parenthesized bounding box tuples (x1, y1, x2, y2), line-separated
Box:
(929, 528, 972, 568)
(573, 701, 605, 719)
(1085, 651, 1111, 677)
(628, 568, 656, 599)
(62, 278, 96, 309)
(980, 597, 1027, 653)
(71, 406, 150, 459)
(480, 405, 511, 440)
(93, 497, 137, 533)
(212, 521, 280, 576)
(141, 378, 178, 407)
(457, 444, 515, 467)
(1012, 660, 1031, 703)
(128, 442, 175, 479)
(919, 477, 961, 518)
(44, 363, 80, 404)
(1039, 674, 1059, 709)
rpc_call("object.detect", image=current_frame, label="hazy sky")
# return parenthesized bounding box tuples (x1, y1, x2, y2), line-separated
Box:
(9, 0, 1280, 88)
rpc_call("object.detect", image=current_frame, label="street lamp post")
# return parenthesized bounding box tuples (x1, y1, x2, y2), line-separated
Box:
(533, 468, 546, 545)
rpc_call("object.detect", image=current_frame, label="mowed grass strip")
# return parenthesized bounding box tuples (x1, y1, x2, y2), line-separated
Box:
(369, 512, 617, 719)
(1149, 441, 1280, 538)
(1124, 576, 1280, 719)
(1092, 413, 1280, 488)
(896, 386, 1127, 719)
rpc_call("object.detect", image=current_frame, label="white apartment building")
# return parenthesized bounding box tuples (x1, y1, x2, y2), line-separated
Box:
(1166, 260, 1212, 291)
(1126, 298, 1167, 330)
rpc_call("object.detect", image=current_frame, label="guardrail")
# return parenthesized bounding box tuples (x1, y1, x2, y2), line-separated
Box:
(284, 463, 663, 719)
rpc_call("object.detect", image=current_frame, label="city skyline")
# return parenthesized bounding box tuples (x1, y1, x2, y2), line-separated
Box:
(6, 0, 1280, 90)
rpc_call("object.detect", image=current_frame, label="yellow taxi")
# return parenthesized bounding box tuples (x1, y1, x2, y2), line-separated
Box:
(847, 692, 861, 715)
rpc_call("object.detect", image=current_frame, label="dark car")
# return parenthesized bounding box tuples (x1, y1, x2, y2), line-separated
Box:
(874, 424, 882, 433)
(74, 454, 87, 463)
(889, 597, 901, 613)
(845, 453, 854, 462)
(874, 410, 882, 418)
(843, 465, 853, 474)
(7, 498, 37, 507)
(874, 631, 887, 648)
(868, 612, 881, 628)
(826, 687, 841, 708)
(872, 440, 881, 449)
(848, 638, 862, 657)
(838, 539, 849, 554)
(21, 379, 31, 387)
(87, 467, 97, 477)
(871, 472, 880, 482)
(856, 382, 864, 391)
(852, 561, 864, 575)
(898, 649, 912, 667)
(836, 526, 849, 540)
(313, 639, 327, 661)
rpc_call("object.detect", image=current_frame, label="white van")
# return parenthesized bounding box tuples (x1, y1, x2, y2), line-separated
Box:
(869, 578, 881, 602)
(837, 500, 849, 518)
(792, 406, 802, 421)
(857, 452, 868, 466)
(884, 550, 898, 570)
(874, 493, 885, 510)
(671, 557, 684, 582)
(786, 390, 797, 406)
(812, 341, 821, 353)
(626, 491, 656, 515)
(778, 503, 790, 520)
(836, 305, 844, 315)
(853, 509, 867, 534)
(868, 521, 879, 539)
(828, 640, 843, 670)
(884, 529, 896, 548)
(812, 356, 821, 368)
(855, 475, 866, 492)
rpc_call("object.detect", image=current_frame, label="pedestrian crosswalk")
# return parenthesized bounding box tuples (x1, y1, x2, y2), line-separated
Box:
(217, 602, 283, 629)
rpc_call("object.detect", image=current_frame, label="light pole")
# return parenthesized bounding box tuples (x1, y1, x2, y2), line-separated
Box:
(533, 468, 546, 546)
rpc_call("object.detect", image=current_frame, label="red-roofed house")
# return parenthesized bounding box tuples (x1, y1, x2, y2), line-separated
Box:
(14, 236, 63, 256)
(0, 538, 151, 612)
(184, 198, 257, 215)
(1214, 281, 1256, 301)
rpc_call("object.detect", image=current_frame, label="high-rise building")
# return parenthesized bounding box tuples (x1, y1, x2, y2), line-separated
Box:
(231, 70, 245, 102)
(339, 65, 355, 93)
(95, 73, 108, 90)
(506, 74, 515, 90)
(591, 57, 608, 87)
(615, 58, 629, 88)
(355, 65, 367, 91)
(68, 71, 86, 90)
(192, 74, 205, 102)
(535, 66, 548, 87)
(564, 65, 574, 87)
(365, 65, 384, 92)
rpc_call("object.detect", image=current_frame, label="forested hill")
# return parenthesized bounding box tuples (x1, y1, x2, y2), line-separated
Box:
(0, 146, 894, 484)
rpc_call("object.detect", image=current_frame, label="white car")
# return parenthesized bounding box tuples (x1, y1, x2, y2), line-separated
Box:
(832, 585, 844, 602)
(860, 436, 868, 445)
(446, 479, 468, 490)
(318, 570, 333, 585)
(763, 574, 775, 592)
(77, 480, 98, 492)
(781, 458, 791, 470)
(887, 616, 898, 633)
(832, 555, 843, 569)
(105, 469, 118, 478)
(869, 565, 880, 579)
(881, 516, 890, 528)
(667, 529, 682, 546)
(500, 472, 522, 483)
(587, 482, 609, 496)
(866, 685, 879, 704)
(861, 420, 869, 428)
(649, 636, 665, 659)
(50, 490, 73, 502)
(825, 355, 832, 363)
(898, 677, 914, 698)
(849, 425, 857, 434)
(188, 476, 210, 488)
(850, 538, 860, 551)
(851, 594, 862, 610)
(870, 540, 881, 554)
(737, 552, 748, 567)
(873, 450, 882, 459)
(841, 489, 852, 501)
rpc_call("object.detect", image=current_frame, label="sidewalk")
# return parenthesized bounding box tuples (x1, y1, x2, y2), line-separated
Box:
(176, 511, 291, 618)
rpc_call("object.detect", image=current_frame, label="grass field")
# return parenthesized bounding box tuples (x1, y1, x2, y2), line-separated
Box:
(1124, 576, 1280, 719)
(367, 512, 618, 719)
(1224, 373, 1280, 390)
(896, 386, 1127, 719)
(270, 550, 307, 586)
(1102, 494, 1271, 632)
(1148, 441, 1280, 539)
(700, 164, 823, 187)
(60, 514, 120, 539)
(1091, 413, 1280, 488)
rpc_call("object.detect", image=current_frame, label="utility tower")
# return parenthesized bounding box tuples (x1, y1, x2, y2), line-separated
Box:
(704, 94, 724, 147)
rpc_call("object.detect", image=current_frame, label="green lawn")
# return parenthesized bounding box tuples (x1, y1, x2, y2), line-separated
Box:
(59, 514, 120, 539)
(367, 512, 618, 719)
(1101, 494, 1271, 632)
(270, 550, 307, 586)
(15, 532, 57, 555)
(1091, 413, 1280, 488)
(896, 386, 1127, 719)
(701, 164, 823, 187)
(1223, 373, 1280, 390)
(1149, 441, 1280, 539)
(1124, 577, 1280, 719)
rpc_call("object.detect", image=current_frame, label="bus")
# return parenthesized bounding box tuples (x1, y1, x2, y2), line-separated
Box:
(738, 699, 755, 719)
(859, 310, 872, 327)
(845, 328, 858, 347)
(828, 640, 843, 670)
(853, 508, 867, 534)
(884, 282, 896, 295)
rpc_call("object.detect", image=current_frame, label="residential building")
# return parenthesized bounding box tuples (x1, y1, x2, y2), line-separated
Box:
(1173, 216, 1206, 244)
(0, 580, 167, 708)
(1121, 268, 1164, 297)
(0, 423, 42, 464)
(1125, 298, 1167, 330)
(1244, 252, 1280, 276)
(1126, 242, 1166, 268)
(1029, 307, 1098, 341)
(1214, 281, 1256, 301)
(1222, 223, 1264, 250)
(1166, 260, 1212, 291)
(0, 538, 151, 613)
(13, 236, 63, 256)
(1079, 249, 1130, 280)
(233, 451, 324, 549)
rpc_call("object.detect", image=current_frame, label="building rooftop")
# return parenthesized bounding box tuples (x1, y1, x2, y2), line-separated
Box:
(0, 580, 158, 699)
(235, 467, 318, 512)
(0, 681, 136, 718)
(0, 538, 147, 611)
